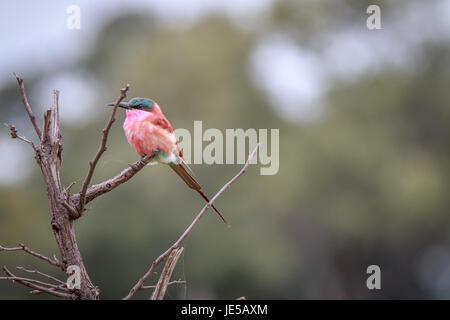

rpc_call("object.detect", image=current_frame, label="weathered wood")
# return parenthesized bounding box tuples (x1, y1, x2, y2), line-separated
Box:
(34, 90, 98, 299)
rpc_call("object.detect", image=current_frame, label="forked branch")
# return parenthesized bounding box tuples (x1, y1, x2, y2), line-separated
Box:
(14, 73, 41, 139)
(123, 144, 259, 300)
(78, 84, 130, 213)
(0, 243, 62, 269)
(3, 74, 256, 300)
(151, 247, 184, 300)
(6, 123, 36, 149)
(1, 266, 73, 299)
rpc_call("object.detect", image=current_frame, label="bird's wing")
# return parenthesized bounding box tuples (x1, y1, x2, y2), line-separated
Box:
(152, 116, 174, 133)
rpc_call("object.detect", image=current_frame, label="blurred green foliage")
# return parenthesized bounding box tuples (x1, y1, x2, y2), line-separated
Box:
(1, 0, 450, 299)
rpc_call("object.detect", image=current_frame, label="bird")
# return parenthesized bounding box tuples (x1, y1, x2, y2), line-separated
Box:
(108, 97, 228, 225)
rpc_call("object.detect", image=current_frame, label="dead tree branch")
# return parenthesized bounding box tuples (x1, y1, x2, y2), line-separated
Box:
(1, 75, 111, 299)
(142, 280, 186, 290)
(3, 74, 255, 300)
(1, 266, 73, 299)
(151, 247, 184, 300)
(14, 73, 41, 138)
(123, 144, 259, 300)
(2, 75, 144, 299)
(5, 123, 36, 149)
(78, 84, 130, 213)
(16, 266, 66, 285)
(0, 243, 62, 269)
(71, 153, 155, 207)
(15, 266, 68, 295)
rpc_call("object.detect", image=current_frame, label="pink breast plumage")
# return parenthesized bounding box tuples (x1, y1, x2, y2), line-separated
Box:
(123, 109, 177, 157)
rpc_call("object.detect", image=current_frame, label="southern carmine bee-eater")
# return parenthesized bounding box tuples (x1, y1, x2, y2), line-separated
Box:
(108, 97, 228, 225)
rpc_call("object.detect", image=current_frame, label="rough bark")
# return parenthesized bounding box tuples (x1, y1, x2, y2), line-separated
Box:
(35, 90, 98, 299)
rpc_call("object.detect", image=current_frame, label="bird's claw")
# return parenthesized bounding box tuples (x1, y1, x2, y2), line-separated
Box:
(138, 149, 159, 166)
(139, 154, 149, 167)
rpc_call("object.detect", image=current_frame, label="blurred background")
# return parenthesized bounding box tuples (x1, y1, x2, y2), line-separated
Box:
(1, 0, 450, 299)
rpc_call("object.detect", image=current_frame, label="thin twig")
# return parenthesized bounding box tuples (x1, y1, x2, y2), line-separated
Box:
(123, 144, 259, 300)
(65, 182, 76, 202)
(72, 153, 155, 207)
(14, 73, 42, 139)
(5, 123, 36, 150)
(29, 284, 68, 295)
(16, 266, 65, 285)
(2, 266, 73, 299)
(0, 243, 62, 269)
(78, 84, 130, 213)
(142, 280, 186, 290)
(0, 275, 67, 291)
(151, 247, 184, 300)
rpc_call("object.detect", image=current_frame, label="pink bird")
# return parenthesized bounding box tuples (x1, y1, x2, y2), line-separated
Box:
(108, 97, 228, 225)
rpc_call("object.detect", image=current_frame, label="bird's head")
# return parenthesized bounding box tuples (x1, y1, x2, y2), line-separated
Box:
(108, 97, 155, 112)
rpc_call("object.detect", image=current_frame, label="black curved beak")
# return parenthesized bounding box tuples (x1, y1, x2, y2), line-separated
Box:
(107, 102, 130, 109)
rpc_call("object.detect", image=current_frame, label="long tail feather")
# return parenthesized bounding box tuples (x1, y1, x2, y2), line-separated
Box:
(169, 161, 229, 226)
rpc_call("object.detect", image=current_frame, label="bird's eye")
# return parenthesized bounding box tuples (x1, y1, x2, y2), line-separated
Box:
(137, 104, 153, 112)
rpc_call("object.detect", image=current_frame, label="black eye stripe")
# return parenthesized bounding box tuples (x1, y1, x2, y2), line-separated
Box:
(134, 104, 154, 111)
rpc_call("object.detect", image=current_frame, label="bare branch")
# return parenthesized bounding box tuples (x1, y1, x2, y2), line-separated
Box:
(64, 181, 76, 202)
(17, 266, 68, 295)
(5, 123, 36, 149)
(1, 274, 66, 291)
(141, 280, 186, 290)
(7, 75, 104, 299)
(29, 284, 68, 295)
(0, 243, 62, 269)
(151, 247, 184, 300)
(14, 73, 42, 139)
(123, 144, 259, 300)
(1, 266, 73, 299)
(7, 74, 256, 300)
(72, 153, 155, 207)
(16, 266, 65, 285)
(78, 84, 130, 213)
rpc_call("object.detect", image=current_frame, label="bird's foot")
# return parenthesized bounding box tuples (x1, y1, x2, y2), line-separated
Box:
(137, 150, 160, 167)
(139, 153, 149, 167)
